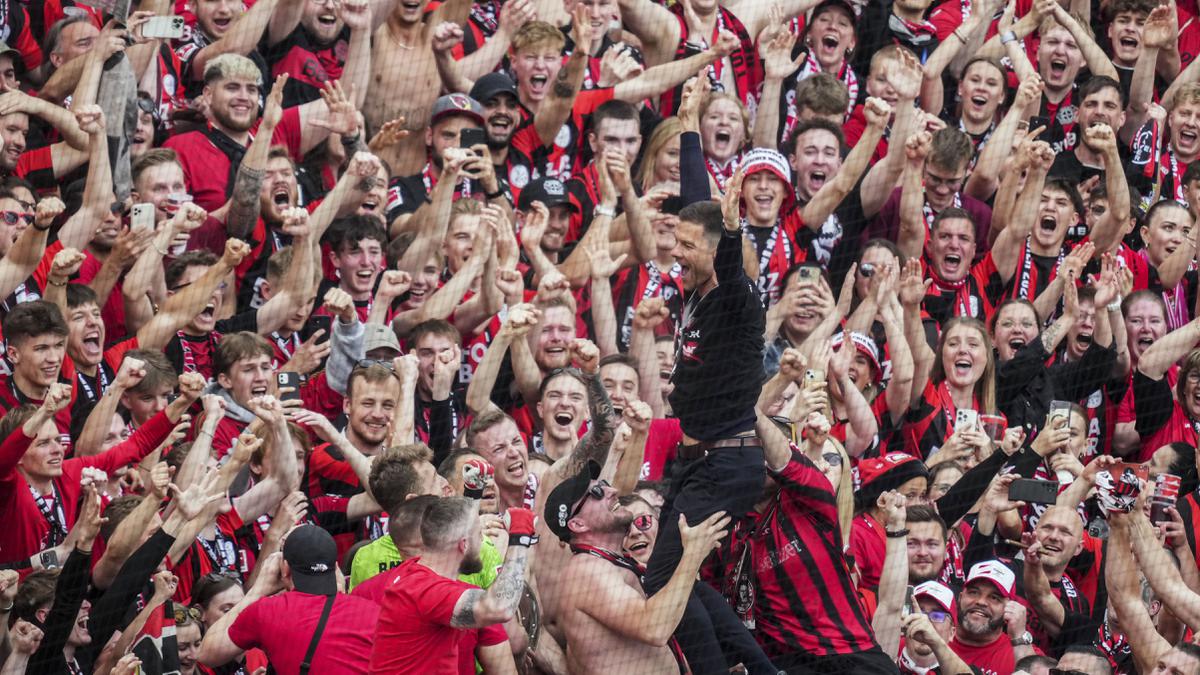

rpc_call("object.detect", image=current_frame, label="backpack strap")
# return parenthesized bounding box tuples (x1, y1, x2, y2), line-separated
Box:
(299, 595, 336, 675)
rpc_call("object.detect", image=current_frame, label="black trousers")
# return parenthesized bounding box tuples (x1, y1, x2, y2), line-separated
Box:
(645, 442, 775, 675)
(773, 646, 900, 674)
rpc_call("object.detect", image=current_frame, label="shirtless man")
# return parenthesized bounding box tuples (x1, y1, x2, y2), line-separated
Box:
(546, 460, 728, 674)
(365, 0, 472, 174)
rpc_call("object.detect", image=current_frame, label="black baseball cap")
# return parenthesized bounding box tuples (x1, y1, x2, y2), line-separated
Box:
(544, 460, 602, 542)
(470, 73, 519, 106)
(810, 0, 856, 23)
(282, 525, 339, 596)
(517, 176, 578, 212)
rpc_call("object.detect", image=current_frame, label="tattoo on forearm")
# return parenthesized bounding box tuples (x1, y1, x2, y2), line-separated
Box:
(228, 165, 266, 237)
(451, 589, 483, 627)
(552, 58, 578, 99)
(1040, 322, 1064, 351)
(571, 374, 619, 467)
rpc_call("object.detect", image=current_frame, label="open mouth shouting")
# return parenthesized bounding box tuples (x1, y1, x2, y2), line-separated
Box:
(952, 357, 973, 379)
(552, 410, 575, 427)
(1039, 216, 1058, 234)
(81, 329, 103, 361)
(487, 113, 515, 138)
(317, 10, 339, 28)
(941, 253, 963, 276)
(1048, 58, 1068, 80)
(529, 74, 550, 97)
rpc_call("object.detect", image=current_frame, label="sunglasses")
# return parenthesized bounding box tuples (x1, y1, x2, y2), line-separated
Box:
(633, 513, 656, 532)
(570, 479, 610, 522)
(136, 97, 156, 115)
(355, 358, 395, 371)
(173, 605, 203, 625)
(0, 210, 33, 226)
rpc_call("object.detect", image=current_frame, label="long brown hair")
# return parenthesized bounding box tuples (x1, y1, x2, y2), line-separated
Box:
(930, 317, 997, 414)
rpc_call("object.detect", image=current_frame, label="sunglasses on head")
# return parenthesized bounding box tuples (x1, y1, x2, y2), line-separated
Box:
(355, 358, 395, 371)
(0, 210, 33, 225)
(173, 605, 203, 625)
(569, 479, 610, 522)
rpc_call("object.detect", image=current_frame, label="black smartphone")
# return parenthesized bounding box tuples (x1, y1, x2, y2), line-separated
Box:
(277, 372, 302, 402)
(1029, 115, 1051, 132)
(302, 315, 332, 343)
(1008, 478, 1060, 505)
(901, 585, 915, 617)
(460, 127, 487, 149)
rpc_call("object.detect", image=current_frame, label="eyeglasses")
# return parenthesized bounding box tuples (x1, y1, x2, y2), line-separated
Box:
(633, 513, 656, 532)
(926, 610, 950, 623)
(569, 479, 610, 522)
(0, 210, 34, 225)
(1187, 370, 1200, 385)
(174, 605, 203, 625)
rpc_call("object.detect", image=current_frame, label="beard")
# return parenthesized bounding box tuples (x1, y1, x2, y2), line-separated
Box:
(459, 549, 484, 575)
(957, 606, 1004, 639)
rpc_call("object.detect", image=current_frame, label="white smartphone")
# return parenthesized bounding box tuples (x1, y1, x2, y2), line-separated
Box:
(954, 409, 979, 433)
(142, 15, 185, 40)
(130, 203, 155, 233)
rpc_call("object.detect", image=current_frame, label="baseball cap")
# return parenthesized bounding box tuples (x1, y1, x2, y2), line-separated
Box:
(544, 460, 602, 542)
(430, 93, 485, 127)
(362, 323, 402, 356)
(831, 331, 882, 381)
(517, 176, 578, 212)
(810, 0, 858, 22)
(0, 43, 19, 62)
(282, 525, 339, 596)
(913, 580, 955, 614)
(853, 453, 928, 510)
(965, 560, 1015, 598)
(470, 73, 519, 106)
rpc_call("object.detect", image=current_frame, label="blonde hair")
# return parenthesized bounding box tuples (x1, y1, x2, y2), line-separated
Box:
(700, 93, 751, 145)
(204, 53, 262, 87)
(637, 117, 683, 192)
(1174, 83, 1200, 112)
(930, 317, 998, 415)
(511, 21, 566, 55)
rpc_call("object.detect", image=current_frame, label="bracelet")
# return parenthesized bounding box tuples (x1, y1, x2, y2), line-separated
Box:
(485, 187, 506, 200)
(594, 205, 617, 218)
(0, 602, 12, 612)
(47, 278, 67, 287)
(32, 221, 50, 232)
(1107, 300, 1122, 312)
(1000, 30, 1018, 45)
(886, 528, 909, 538)
(953, 28, 968, 42)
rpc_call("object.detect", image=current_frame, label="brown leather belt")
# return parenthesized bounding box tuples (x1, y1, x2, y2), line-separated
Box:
(678, 434, 761, 460)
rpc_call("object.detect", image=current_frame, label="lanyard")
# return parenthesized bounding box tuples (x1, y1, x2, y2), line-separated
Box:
(30, 482, 67, 547)
(178, 331, 220, 377)
(570, 544, 644, 575)
(75, 364, 109, 404)
(1016, 237, 1066, 302)
(271, 331, 300, 361)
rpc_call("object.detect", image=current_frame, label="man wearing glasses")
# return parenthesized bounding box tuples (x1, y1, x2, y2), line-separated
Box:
(546, 459, 729, 675)
(898, 580, 974, 675)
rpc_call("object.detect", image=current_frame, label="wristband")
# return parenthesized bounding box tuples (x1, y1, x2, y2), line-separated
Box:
(504, 508, 539, 547)
(32, 221, 51, 232)
(1000, 31, 1017, 45)
(0, 602, 11, 612)
(485, 187, 506, 200)
(594, 205, 617, 218)
(885, 528, 909, 538)
(952, 28, 967, 42)
(1107, 299, 1122, 312)
(340, 133, 362, 147)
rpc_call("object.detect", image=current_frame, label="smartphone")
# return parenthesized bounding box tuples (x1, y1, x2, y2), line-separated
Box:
(805, 369, 825, 384)
(142, 14, 185, 39)
(277, 372, 301, 402)
(1008, 478, 1060, 505)
(1109, 461, 1149, 483)
(1046, 400, 1072, 427)
(955, 409, 979, 433)
(1029, 115, 1051, 133)
(302, 315, 332, 343)
(901, 585, 915, 617)
(130, 203, 155, 233)
(797, 265, 820, 282)
(460, 127, 487, 149)
(1151, 473, 1182, 524)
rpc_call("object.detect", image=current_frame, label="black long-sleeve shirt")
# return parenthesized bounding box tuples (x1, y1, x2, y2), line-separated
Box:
(27, 547, 91, 675)
(996, 341, 1117, 432)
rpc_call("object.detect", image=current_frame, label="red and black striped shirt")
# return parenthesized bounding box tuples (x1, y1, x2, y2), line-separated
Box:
(748, 451, 879, 658)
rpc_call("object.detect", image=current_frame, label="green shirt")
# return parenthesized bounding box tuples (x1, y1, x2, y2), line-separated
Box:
(348, 534, 502, 590)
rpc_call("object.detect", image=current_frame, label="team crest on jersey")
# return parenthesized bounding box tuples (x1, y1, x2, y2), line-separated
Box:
(1057, 105, 1078, 126)
(509, 164, 529, 189)
(1087, 390, 1103, 408)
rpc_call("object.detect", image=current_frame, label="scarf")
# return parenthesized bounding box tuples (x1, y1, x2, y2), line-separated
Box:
(204, 124, 249, 200)
(659, 6, 760, 115)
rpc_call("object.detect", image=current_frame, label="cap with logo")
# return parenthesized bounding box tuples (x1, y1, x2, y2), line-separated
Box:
(913, 580, 955, 614)
(739, 148, 795, 210)
(543, 459, 602, 542)
(282, 524, 339, 596)
(362, 323, 402, 356)
(430, 93, 485, 127)
(470, 73, 520, 106)
(965, 560, 1015, 598)
(853, 453, 929, 510)
(831, 331, 882, 381)
(517, 176, 578, 212)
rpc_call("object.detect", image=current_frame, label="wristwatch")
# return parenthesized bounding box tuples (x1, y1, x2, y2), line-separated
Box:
(1011, 631, 1034, 646)
(594, 205, 617, 218)
(1000, 30, 1018, 45)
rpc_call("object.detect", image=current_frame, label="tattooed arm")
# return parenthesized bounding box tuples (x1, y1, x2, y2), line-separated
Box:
(558, 372, 621, 477)
(449, 545, 531, 628)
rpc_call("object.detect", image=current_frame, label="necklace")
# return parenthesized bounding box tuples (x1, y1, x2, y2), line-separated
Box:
(387, 24, 416, 50)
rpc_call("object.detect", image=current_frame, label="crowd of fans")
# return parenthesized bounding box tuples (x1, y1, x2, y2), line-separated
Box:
(9, 0, 1200, 671)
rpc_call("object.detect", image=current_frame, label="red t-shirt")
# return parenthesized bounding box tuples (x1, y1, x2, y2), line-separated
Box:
(162, 107, 304, 212)
(352, 566, 505, 675)
(229, 591, 380, 675)
(949, 632, 1032, 675)
(368, 557, 474, 674)
(848, 511, 887, 590)
(641, 418, 682, 481)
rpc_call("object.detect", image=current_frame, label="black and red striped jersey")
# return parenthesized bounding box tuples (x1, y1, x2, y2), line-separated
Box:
(920, 253, 1006, 329)
(900, 380, 980, 461)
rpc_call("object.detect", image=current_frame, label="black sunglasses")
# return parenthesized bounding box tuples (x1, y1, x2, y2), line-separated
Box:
(570, 479, 610, 522)
(355, 358, 395, 370)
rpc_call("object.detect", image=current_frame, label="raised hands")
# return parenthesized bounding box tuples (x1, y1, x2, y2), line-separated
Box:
(569, 338, 600, 374)
(323, 287, 357, 323)
(500, 303, 541, 339)
(262, 74, 289, 132)
(311, 80, 360, 137)
(50, 247, 86, 280)
(680, 510, 731, 560)
(633, 296, 669, 331)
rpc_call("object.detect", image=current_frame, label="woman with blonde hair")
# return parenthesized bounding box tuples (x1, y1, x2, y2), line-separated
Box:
(636, 117, 683, 192)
